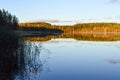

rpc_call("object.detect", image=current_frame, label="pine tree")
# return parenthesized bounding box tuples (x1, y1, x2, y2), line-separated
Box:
(0, 9, 19, 30)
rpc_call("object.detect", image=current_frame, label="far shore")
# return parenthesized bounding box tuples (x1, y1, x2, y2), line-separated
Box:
(14, 30, 120, 37)
(14, 31, 63, 37)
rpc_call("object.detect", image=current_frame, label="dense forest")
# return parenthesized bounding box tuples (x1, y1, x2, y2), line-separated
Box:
(19, 22, 120, 33)
(0, 9, 19, 47)
(0, 9, 18, 30)
(0, 9, 63, 37)
(19, 22, 120, 41)
(1, 9, 120, 36)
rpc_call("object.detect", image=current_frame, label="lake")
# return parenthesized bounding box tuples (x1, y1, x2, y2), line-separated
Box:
(0, 33, 120, 80)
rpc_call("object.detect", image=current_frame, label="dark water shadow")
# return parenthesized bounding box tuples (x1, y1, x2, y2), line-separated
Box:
(0, 32, 19, 80)
(0, 32, 50, 80)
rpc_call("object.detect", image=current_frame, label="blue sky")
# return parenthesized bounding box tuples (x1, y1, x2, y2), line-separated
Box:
(0, 0, 120, 23)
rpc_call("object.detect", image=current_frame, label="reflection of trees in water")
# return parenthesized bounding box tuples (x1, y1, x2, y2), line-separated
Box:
(16, 41, 50, 80)
(0, 33, 19, 80)
(23, 33, 120, 42)
(0, 33, 50, 80)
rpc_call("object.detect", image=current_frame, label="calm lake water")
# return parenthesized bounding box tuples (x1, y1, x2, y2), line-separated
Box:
(0, 35, 120, 80)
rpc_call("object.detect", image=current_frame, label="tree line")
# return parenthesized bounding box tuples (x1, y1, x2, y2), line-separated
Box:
(0, 9, 18, 30)
(19, 22, 120, 32)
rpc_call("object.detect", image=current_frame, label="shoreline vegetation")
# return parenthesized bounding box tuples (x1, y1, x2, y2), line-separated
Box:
(0, 9, 120, 41)
(0, 9, 19, 45)
(19, 22, 120, 33)
(0, 9, 63, 39)
(18, 22, 120, 41)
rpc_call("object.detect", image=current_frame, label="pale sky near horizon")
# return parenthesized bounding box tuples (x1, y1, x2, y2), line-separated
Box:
(0, 0, 120, 23)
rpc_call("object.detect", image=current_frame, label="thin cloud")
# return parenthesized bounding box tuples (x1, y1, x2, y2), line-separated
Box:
(107, 0, 120, 3)
(106, 59, 120, 64)
(29, 19, 74, 23)
(28, 15, 120, 24)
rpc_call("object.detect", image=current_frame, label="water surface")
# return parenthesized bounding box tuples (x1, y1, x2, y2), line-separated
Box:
(18, 38, 120, 80)
(0, 35, 120, 80)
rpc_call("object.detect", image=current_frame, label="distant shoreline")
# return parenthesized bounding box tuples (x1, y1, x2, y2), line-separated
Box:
(19, 22, 120, 34)
(14, 31, 63, 37)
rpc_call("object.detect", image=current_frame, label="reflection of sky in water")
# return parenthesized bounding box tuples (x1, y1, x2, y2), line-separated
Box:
(17, 39, 120, 80)
(15, 41, 50, 80)
(39, 39, 120, 80)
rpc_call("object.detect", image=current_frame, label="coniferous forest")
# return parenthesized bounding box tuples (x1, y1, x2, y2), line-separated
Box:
(0, 9, 120, 38)
(0, 9, 18, 30)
